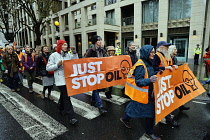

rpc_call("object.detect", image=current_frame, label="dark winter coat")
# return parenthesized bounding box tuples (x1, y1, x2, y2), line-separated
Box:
(124, 47, 138, 65)
(22, 52, 36, 72)
(36, 53, 52, 76)
(85, 45, 106, 58)
(125, 45, 155, 118)
(2, 52, 20, 77)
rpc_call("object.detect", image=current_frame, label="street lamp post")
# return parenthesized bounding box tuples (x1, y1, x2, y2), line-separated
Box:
(54, 21, 60, 41)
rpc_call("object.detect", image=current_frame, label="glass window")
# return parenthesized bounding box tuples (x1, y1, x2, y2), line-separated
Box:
(105, 0, 117, 6)
(142, 0, 159, 23)
(169, 0, 191, 20)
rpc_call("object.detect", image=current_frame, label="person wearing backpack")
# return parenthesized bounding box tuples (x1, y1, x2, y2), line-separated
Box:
(36, 46, 54, 100)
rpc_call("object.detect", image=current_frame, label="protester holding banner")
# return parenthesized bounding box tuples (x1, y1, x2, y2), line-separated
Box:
(46, 39, 78, 125)
(153, 41, 179, 127)
(85, 35, 107, 114)
(36, 46, 54, 100)
(120, 45, 161, 140)
(169, 45, 190, 111)
(104, 46, 116, 99)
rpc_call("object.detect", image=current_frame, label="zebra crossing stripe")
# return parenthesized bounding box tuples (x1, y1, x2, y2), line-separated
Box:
(0, 84, 68, 140)
(23, 79, 101, 119)
(85, 92, 130, 105)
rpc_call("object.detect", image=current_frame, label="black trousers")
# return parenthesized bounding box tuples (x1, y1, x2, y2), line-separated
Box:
(58, 85, 75, 120)
(194, 54, 199, 65)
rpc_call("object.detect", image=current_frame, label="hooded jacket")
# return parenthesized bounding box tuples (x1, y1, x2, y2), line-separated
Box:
(46, 39, 78, 86)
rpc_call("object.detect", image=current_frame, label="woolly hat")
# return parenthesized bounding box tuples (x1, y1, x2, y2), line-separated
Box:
(92, 35, 102, 44)
(16, 46, 21, 49)
(56, 39, 66, 53)
(53, 44, 57, 49)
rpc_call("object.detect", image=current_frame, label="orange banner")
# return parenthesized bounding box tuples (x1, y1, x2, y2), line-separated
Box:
(64, 55, 132, 96)
(154, 64, 206, 124)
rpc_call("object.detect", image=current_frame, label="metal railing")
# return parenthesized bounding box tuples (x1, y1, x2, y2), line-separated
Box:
(122, 16, 134, 26)
(104, 17, 115, 25)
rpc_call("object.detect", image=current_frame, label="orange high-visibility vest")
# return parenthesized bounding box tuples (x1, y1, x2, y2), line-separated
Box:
(125, 59, 149, 104)
(156, 52, 172, 67)
(16, 52, 24, 71)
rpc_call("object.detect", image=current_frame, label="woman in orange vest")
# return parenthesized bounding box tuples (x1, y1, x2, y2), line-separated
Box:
(15, 46, 24, 85)
(120, 45, 161, 140)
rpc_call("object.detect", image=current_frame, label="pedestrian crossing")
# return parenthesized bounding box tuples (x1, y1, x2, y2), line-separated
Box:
(0, 84, 68, 140)
(22, 79, 130, 120)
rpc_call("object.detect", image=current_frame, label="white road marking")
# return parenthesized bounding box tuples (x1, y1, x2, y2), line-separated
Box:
(23, 79, 101, 119)
(85, 91, 130, 105)
(192, 101, 207, 105)
(0, 84, 68, 140)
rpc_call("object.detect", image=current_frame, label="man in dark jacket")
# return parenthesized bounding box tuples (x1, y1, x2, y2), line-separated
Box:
(85, 35, 107, 114)
(124, 42, 138, 66)
(22, 45, 36, 93)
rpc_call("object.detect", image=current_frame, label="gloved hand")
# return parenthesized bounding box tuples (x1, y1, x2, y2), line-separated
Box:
(150, 75, 157, 83)
(57, 60, 63, 67)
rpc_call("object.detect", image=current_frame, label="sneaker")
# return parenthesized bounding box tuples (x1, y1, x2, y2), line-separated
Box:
(16, 88, 21, 92)
(120, 118, 132, 129)
(47, 95, 54, 101)
(11, 89, 15, 92)
(40, 92, 45, 99)
(69, 118, 78, 125)
(98, 107, 107, 115)
(179, 105, 190, 111)
(166, 120, 180, 127)
(144, 133, 161, 140)
(29, 88, 33, 93)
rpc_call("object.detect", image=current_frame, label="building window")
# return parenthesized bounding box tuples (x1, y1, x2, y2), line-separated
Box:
(169, 0, 191, 20)
(91, 4, 96, 10)
(105, 0, 117, 6)
(105, 10, 115, 25)
(142, 0, 159, 23)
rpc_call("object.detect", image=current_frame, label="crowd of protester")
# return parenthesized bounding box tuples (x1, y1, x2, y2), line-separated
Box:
(0, 36, 210, 140)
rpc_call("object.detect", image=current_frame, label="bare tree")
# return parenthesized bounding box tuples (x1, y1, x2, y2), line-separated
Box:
(0, 0, 19, 43)
(12, 0, 55, 46)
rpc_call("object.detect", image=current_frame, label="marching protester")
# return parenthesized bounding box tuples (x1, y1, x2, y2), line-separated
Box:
(0, 47, 5, 83)
(46, 39, 78, 125)
(153, 41, 179, 127)
(15, 46, 24, 85)
(36, 46, 54, 100)
(22, 45, 36, 93)
(2, 45, 21, 92)
(85, 35, 107, 114)
(194, 44, 202, 65)
(104, 46, 116, 99)
(120, 45, 161, 140)
(124, 42, 138, 65)
(169, 45, 190, 111)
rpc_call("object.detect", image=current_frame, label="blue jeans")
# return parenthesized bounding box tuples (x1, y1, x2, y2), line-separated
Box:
(91, 90, 103, 108)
